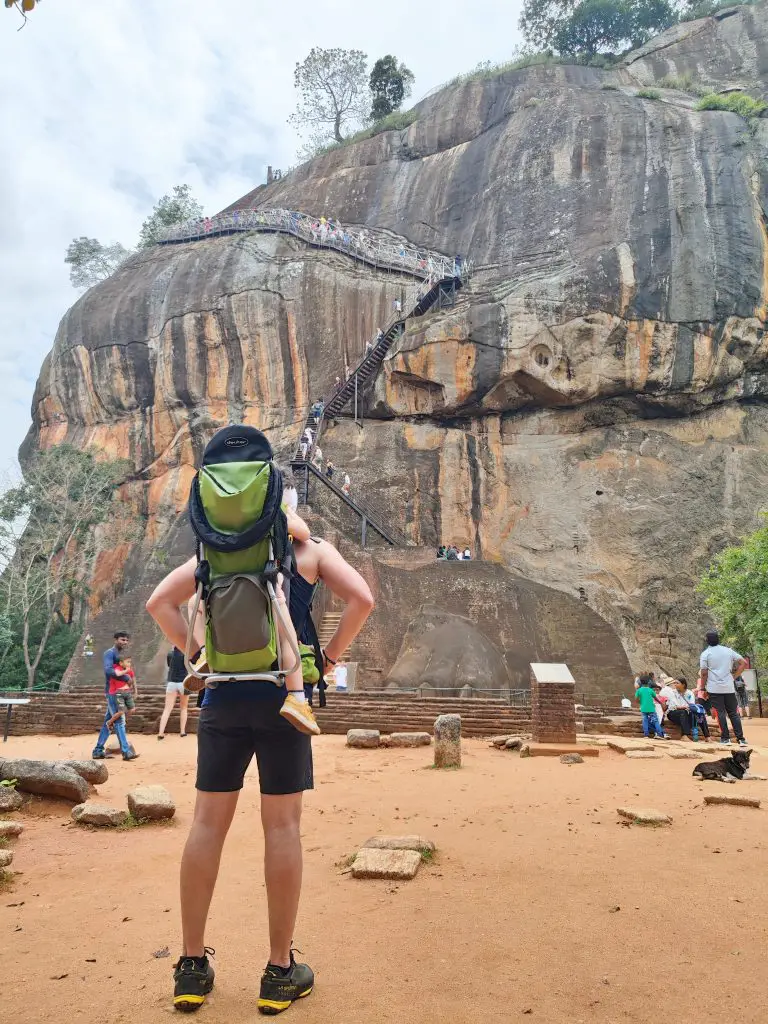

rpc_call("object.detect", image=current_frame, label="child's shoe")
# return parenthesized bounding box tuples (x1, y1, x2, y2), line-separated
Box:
(279, 693, 321, 736)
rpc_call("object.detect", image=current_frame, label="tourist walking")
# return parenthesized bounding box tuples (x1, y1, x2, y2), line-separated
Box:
(91, 631, 139, 761)
(699, 631, 749, 747)
(342, 472, 351, 495)
(157, 647, 191, 740)
(325, 460, 334, 480)
(734, 674, 751, 718)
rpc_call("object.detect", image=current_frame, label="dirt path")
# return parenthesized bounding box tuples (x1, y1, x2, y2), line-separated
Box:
(2, 726, 768, 1023)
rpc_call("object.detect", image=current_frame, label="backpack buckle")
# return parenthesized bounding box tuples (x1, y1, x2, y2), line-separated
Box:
(262, 560, 279, 585)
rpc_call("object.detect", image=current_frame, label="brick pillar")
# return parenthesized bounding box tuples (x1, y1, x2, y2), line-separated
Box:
(530, 663, 576, 744)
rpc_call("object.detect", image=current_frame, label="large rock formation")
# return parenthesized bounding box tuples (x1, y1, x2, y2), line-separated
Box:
(26, 3, 768, 684)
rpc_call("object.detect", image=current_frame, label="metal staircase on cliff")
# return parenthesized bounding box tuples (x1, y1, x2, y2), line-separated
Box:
(156, 207, 470, 549)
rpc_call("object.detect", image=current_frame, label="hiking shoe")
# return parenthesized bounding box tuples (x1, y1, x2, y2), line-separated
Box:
(279, 694, 321, 736)
(258, 955, 314, 1015)
(123, 749, 140, 761)
(719, 740, 732, 746)
(173, 949, 215, 1013)
(183, 650, 209, 694)
(92, 751, 107, 759)
(738, 739, 750, 747)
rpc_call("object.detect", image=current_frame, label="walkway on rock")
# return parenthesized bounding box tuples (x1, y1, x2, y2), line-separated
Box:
(158, 207, 471, 549)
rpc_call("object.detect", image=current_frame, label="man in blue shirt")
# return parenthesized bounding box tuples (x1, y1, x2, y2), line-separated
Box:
(91, 630, 139, 761)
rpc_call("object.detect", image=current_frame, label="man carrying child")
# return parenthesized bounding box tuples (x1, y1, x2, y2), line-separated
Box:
(91, 630, 139, 761)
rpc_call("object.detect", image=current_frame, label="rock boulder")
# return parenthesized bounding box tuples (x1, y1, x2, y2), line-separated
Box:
(0, 787, 23, 812)
(0, 849, 13, 868)
(127, 785, 175, 821)
(64, 760, 109, 785)
(0, 759, 89, 803)
(72, 802, 128, 827)
(346, 730, 381, 749)
(363, 835, 436, 853)
(352, 848, 422, 881)
(0, 821, 23, 838)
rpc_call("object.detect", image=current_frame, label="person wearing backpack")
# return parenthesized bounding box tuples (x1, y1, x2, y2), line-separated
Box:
(145, 425, 373, 1015)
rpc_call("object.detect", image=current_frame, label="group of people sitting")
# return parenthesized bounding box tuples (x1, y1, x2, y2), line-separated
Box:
(437, 544, 472, 561)
(633, 667, 750, 746)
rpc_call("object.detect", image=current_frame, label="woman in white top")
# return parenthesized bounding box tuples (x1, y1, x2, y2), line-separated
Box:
(662, 679, 694, 740)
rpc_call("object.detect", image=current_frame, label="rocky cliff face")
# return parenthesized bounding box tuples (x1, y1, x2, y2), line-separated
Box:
(27, 2, 768, 683)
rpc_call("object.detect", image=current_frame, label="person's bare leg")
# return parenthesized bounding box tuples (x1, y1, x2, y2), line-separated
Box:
(180, 790, 239, 956)
(179, 694, 190, 735)
(261, 793, 303, 967)
(158, 691, 177, 737)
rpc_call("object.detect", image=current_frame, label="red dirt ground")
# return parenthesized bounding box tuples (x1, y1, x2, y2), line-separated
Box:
(2, 725, 768, 1024)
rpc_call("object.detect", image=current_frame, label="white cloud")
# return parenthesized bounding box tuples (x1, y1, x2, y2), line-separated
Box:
(0, 0, 523, 470)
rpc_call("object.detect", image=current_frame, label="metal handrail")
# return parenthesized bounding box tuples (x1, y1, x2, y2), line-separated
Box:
(156, 207, 472, 284)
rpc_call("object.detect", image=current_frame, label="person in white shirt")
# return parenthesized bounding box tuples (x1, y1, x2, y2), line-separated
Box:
(661, 679, 694, 740)
(700, 630, 749, 746)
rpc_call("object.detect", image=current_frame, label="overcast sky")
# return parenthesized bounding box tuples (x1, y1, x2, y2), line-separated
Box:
(0, 0, 523, 472)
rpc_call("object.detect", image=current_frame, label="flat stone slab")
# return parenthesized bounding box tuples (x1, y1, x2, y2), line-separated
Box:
(346, 730, 380, 749)
(72, 801, 128, 827)
(127, 785, 175, 821)
(617, 807, 672, 825)
(0, 849, 13, 868)
(526, 744, 600, 758)
(626, 750, 663, 759)
(363, 835, 436, 853)
(667, 749, 704, 759)
(381, 733, 431, 748)
(0, 821, 23, 838)
(704, 794, 761, 808)
(352, 847, 421, 880)
(607, 739, 650, 754)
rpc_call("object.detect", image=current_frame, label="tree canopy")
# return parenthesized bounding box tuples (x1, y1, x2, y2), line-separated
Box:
(520, 0, 678, 54)
(369, 56, 415, 120)
(289, 47, 370, 145)
(64, 237, 131, 291)
(0, 445, 133, 690)
(698, 515, 768, 663)
(137, 184, 203, 248)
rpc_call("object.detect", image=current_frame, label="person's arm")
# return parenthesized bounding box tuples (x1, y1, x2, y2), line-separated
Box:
(315, 540, 375, 665)
(699, 652, 709, 689)
(146, 558, 200, 653)
(103, 648, 119, 682)
(732, 653, 748, 678)
(286, 506, 310, 543)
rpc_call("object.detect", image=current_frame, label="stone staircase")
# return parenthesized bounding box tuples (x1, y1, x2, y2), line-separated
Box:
(4, 689, 625, 740)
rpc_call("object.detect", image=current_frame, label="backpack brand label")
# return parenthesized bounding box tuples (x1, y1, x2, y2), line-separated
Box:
(225, 437, 248, 447)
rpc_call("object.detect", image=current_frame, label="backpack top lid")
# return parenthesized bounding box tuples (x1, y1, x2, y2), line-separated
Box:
(189, 424, 285, 554)
(202, 424, 273, 466)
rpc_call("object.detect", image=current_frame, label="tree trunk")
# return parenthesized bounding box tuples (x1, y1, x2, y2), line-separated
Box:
(334, 111, 343, 144)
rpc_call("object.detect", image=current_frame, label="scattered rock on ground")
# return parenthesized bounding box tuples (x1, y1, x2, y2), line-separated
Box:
(0, 788, 23, 812)
(667, 749, 703, 759)
(617, 807, 672, 825)
(520, 744, 531, 758)
(0, 759, 89, 803)
(127, 785, 175, 821)
(71, 802, 129, 827)
(352, 847, 422, 880)
(0, 849, 13, 868)
(626, 750, 663, 760)
(504, 737, 524, 750)
(0, 821, 23, 838)
(346, 730, 381, 749)
(363, 835, 436, 852)
(560, 753, 584, 764)
(490, 736, 513, 748)
(381, 733, 431, 748)
(63, 760, 109, 785)
(704, 794, 761, 808)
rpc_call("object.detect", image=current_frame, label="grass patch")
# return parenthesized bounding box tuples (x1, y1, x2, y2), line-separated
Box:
(315, 108, 419, 156)
(336, 852, 357, 870)
(0, 868, 14, 891)
(696, 91, 767, 120)
(0, 779, 18, 789)
(116, 814, 141, 831)
(656, 73, 709, 97)
(423, 763, 461, 771)
(636, 88, 661, 100)
(419, 846, 435, 863)
(0, 837, 8, 848)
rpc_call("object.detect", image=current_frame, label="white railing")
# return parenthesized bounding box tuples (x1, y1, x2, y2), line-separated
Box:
(156, 207, 471, 284)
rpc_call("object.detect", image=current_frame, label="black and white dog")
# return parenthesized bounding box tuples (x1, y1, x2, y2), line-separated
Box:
(692, 749, 761, 783)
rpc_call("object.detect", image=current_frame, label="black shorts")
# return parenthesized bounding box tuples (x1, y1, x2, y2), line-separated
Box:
(196, 693, 313, 795)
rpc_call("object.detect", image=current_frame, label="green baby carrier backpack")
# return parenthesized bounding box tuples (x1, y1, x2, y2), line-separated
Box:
(185, 424, 301, 688)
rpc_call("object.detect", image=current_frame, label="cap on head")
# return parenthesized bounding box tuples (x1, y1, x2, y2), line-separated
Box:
(706, 630, 720, 647)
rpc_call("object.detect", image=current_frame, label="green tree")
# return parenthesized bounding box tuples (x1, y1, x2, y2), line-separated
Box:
(289, 47, 369, 145)
(553, 0, 633, 54)
(137, 184, 203, 248)
(369, 55, 415, 121)
(64, 237, 131, 292)
(698, 515, 768, 662)
(520, 0, 676, 53)
(0, 445, 133, 689)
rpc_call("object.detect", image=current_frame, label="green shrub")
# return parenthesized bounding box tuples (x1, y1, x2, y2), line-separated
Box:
(656, 73, 709, 96)
(601, 83, 619, 90)
(637, 88, 661, 100)
(314, 108, 419, 157)
(696, 91, 767, 119)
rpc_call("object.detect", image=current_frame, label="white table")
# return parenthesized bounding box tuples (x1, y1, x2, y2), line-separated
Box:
(0, 698, 30, 742)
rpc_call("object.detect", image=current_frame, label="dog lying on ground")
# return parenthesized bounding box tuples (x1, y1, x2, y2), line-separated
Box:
(692, 749, 764, 783)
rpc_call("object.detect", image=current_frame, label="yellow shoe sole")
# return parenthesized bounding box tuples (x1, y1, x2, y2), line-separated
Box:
(173, 993, 207, 1012)
(258, 986, 313, 1014)
(279, 703, 321, 736)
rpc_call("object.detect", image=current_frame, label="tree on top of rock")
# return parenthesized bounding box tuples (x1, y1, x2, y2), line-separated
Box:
(369, 56, 415, 120)
(137, 184, 204, 248)
(519, 0, 677, 54)
(65, 238, 131, 292)
(289, 47, 369, 145)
